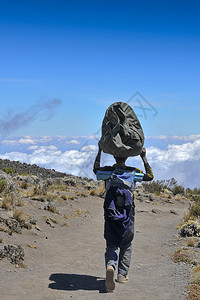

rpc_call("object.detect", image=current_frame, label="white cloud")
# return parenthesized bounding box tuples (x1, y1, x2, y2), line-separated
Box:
(146, 135, 200, 142)
(66, 139, 80, 145)
(1, 138, 200, 188)
(89, 134, 100, 139)
(37, 136, 53, 143)
(56, 135, 67, 141)
(81, 145, 97, 152)
(141, 139, 200, 188)
(146, 135, 168, 140)
(2, 138, 36, 145)
(18, 138, 36, 144)
(171, 135, 200, 141)
(1, 139, 19, 145)
(28, 146, 38, 150)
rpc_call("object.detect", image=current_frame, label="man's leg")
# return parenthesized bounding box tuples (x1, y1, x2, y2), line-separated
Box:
(105, 243, 118, 270)
(117, 207, 135, 281)
(105, 243, 118, 291)
(118, 242, 132, 278)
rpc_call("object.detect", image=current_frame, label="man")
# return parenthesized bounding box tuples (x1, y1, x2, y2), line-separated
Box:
(93, 145, 153, 291)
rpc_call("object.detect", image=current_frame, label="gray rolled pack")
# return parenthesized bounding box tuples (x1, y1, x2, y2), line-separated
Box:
(99, 102, 144, 158)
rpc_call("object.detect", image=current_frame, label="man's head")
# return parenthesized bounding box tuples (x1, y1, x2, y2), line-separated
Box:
(114, 156, 127, 165)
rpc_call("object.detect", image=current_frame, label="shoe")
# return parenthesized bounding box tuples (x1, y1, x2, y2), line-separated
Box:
(105, 265, 115, 291)
(116, 274, 129, 283)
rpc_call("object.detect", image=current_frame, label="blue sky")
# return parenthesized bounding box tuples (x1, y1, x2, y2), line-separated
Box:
(0, 0, 200, 137)
(0, 0, 200, 187)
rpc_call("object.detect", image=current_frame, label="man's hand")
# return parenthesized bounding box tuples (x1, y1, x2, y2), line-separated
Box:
(93, 143, 102, 174)
(140, 147, 146, 158)
(140, 147, 148, 163)
(97, 143, 102, 155)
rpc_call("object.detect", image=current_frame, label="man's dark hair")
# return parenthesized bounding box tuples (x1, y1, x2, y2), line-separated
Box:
(114, 157, 127, 164)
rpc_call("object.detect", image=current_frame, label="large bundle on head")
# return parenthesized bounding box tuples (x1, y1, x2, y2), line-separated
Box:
(99, 102, 144, 158)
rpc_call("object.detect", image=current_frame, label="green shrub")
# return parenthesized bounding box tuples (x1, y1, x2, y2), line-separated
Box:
(187, 202, 200, 220)
(20, 181, 28, 189)
(142, 178, 185, 196)
(2, 167, 16, 174)
(0, 179, 7, 193)
(142, 180, 164, 195)
(172, 185, 185, 195)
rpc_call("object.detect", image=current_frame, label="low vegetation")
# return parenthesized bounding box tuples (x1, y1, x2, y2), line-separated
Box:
(173, 249, 194, 264)
(1, 195, 14, 210)
(188, 264, 200, 299)
(13, 210, 26, 226)
(142, 178, 185, 195)
(89, 186, 105, 197)
(0, 179, 7, 193)
(2, 167, 16, 174)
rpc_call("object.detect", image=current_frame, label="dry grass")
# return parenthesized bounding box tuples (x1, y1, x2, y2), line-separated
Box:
(186, 237, 198, 247)
(0, 179, 7, 193)
(16, 198, 25, 207)
(173, 249, 193, 264)
(17, 262, 28, 269)
(89, 186, 105, 197)
(27, 244, 37, 249)
(188, 283, 200, 300)
(188, 266, 200, 300)
(47, 205, 57, 213)
(61, 221, 70, 227)
(75, 191, 88, 198)
(49, 184, 69, 192)
(63, 214, 70, 219)
(70, 209, 90, 219)
(32, 185, 47, 196)
(13, 210, 26, 225)
(49, 217, 58, 224)
(0, 225, 8, 233)
(192, 265, 200, 283)
(68, 195, 77, 200)
(1, 195, 14, 210)
(46, 193, 59, 202)
(60, 194, 68, 200)
(20, 181, 28, 189)
(62, 209, 89, 221)
(32, 185, 42, 196)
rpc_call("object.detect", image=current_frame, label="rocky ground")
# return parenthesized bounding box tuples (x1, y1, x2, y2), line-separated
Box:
(0, 159, 200, 299)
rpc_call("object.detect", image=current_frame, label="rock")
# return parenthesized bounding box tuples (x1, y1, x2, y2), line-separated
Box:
(0, 158, 66, 180)
(0, 170, 16, 191)
(35, 226, 42, 231)
(4, 218, 22, 234)
(30, 217, 37, 225)
(170, 209, 178, 215)
(46, 218, 55, 228)
(180, 222, 200, 237)
(163, 188, 173, 195)
(0, 244, 24, 264)
(13, 174, 40, 185)
(149, 194, 156, 201)
(137, 192, 150, 198)
(152, 209, 162, 214)
(32, 197, 45, 202)
(62, 176, 77, 186)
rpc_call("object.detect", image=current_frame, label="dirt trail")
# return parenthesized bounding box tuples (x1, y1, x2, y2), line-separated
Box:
(0, 196, 190, 300)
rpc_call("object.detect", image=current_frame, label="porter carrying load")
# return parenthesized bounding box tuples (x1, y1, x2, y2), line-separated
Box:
(99, 102, 144, 158)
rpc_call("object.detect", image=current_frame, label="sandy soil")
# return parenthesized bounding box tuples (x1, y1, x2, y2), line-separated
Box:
(0, 195, 191, 300)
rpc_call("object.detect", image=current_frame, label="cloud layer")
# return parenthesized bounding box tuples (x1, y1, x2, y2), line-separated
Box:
(0, 136, 200, 188)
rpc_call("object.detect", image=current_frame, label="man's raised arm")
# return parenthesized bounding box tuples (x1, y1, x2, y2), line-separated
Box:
(140, 147, 154, 181)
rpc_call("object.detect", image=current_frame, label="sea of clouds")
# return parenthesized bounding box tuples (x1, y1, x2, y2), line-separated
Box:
(0, 135, 200, 189)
